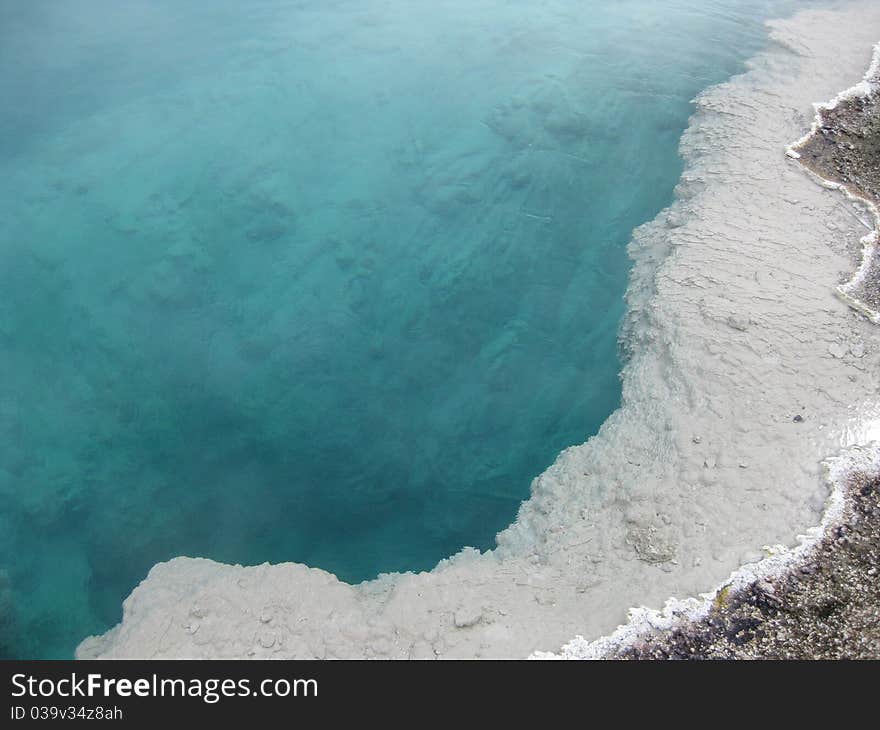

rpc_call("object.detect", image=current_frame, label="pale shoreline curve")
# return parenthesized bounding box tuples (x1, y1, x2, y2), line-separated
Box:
(78, 1, 880, 659)
(537, 24, 880, 661)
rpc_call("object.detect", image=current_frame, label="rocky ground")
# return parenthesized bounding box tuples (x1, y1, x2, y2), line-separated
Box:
(799, 88, 880, 206)
(797, 77, 880, 313)
(603, 84, 880, 661)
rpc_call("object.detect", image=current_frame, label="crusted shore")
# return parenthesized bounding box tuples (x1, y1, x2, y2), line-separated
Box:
(543, 31, 880, 662)
(608, 460, 880, 660)
(537, 445, 880, 659)
(79, 2, 880, 659)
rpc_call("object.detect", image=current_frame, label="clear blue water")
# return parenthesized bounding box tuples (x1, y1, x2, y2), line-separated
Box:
(0, 0, 814, 658)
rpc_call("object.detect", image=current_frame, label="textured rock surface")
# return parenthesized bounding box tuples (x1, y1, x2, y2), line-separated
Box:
(79, 2, 880, 659)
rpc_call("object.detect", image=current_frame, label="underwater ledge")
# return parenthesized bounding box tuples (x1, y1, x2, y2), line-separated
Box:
(79, 1, 880, 659)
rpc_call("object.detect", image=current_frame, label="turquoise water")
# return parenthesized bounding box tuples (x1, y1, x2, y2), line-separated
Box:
(0, 0, 813, 658)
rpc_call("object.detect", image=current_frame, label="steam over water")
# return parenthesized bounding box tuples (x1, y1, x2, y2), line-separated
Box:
(0, 0, 813, 657)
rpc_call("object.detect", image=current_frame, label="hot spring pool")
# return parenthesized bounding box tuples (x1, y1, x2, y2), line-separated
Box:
(0, 0, 815, 658)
